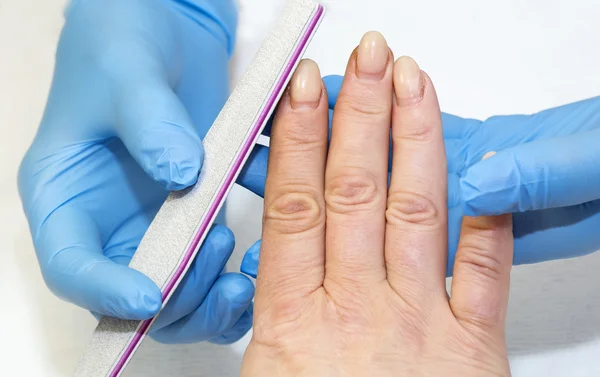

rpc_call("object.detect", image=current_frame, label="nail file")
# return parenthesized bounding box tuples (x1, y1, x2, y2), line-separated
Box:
(73, 1, 325, 376)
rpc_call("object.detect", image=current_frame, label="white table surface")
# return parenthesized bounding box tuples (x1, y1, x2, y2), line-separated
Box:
(2, 0, 600, 376)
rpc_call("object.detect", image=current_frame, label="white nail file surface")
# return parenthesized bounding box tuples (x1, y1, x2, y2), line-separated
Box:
(73, 1, 325, 376)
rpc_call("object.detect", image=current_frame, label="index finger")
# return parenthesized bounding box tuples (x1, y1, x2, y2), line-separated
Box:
(257, 60, 328, 304)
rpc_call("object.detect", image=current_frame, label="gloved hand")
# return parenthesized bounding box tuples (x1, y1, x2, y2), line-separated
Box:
(242, 75, 600, 277)
(18, 0, 267, 344)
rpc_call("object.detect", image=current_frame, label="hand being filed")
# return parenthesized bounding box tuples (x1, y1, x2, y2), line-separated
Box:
(241, 32, 513, 377)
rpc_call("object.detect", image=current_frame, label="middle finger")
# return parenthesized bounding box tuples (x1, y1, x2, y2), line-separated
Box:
(324, 32, 393, 289)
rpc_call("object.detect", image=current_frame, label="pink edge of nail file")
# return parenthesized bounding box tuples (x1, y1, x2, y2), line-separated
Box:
(73, 1, 325, 376)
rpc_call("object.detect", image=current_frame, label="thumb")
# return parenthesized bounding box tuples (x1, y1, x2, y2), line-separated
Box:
(35, 206, 162, 320)
(461, 128, 600, 216)
(114, 79, 204, 191)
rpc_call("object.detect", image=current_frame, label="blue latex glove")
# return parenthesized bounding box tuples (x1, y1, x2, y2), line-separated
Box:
(241, 75, 600, 278)
(18, 0, 268, 344)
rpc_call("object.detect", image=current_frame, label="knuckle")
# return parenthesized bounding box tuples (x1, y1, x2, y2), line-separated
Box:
(385, 191, 439, 228)
(325, 171, 382, 214)
(455, 237, 505, 282)
(273, 117, 325, 152)
(393, 114, 434, 142)
(264, 189, 323, 234)
(337, 92, 390, 118)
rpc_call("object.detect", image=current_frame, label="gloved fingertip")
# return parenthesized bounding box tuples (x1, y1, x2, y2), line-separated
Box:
(459, 176, 484, 217)
(208, 224, 235, 252)
(241, 240, 261, 278)
(209, 308, 253, 345)
(201, 274, 254, 338)
(460, 158, 517, 217)
(98, 290, 161, 321)
(118, 290, 161, 321)
(236, 308, 254, 333)
(112, 270, 162, 320)
(151, 274, 254, 344)
(218, 273, 255, 305)
(158, 150, 203, 191)
(142, 291, 163, 316)
(460, 177, 514, 217)
(139, 128, 204, 191)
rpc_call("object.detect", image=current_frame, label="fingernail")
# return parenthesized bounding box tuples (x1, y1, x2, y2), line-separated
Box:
(482, 151, 496, 160)
(290, 59, 322, 109)
(394, 56, 424, 105)
(356, 31, 389, 80)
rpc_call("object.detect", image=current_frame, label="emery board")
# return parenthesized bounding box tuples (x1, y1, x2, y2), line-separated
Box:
(73, 1, 325, 375)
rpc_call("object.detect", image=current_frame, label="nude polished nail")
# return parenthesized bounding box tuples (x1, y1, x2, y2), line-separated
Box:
(290, 59, 323, 109)
(482, 151, 497, 160)
(356, 31, 389, 80)
(394, 56, 424, 105)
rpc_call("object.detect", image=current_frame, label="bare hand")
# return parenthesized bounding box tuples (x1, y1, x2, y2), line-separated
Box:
(241, 31, 513, 377)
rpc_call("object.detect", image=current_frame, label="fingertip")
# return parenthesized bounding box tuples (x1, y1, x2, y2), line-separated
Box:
(139, 127, 204, 191)
(460, 159, 515, 217)
(150, 274, 254, 344)
(241, 240, 261, 278)
(36, 210, 163, 321)
(120, 270, 163, 319)
(393, 56, 425, 107)
(85, 264, 162, 320)
(209, 308, 253, 345)
(459, 175, 485, 217)
(461, 153, 501, 216)
(201, 273, 254, 337)
(290, 59, 323, 110)
(151, 227, 236, 331)
(218, 273, 255, 304)
(143, 289, 163, 315)
(237, 307, 254, 331)
(207, 224, 236, 254)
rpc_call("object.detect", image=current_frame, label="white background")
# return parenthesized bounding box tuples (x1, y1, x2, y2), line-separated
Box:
(2, 0, 600, 376)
